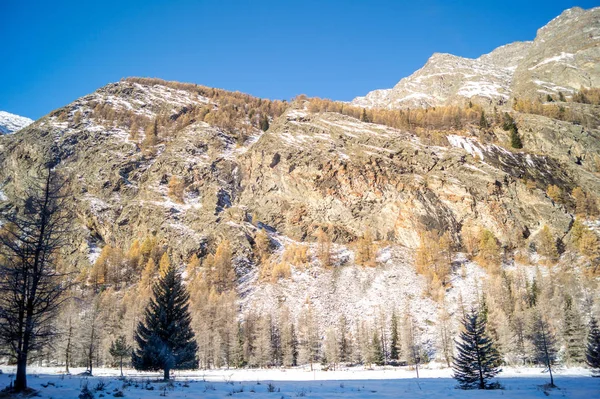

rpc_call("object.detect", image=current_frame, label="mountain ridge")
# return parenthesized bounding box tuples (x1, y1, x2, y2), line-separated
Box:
(352, 6, 600, 110)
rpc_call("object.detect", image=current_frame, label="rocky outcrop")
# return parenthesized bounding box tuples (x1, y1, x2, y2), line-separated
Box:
(352, 7, 600, 109)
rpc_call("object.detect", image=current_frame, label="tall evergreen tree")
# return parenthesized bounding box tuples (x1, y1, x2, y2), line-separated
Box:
(452, 309, 501, 390)
(563, 296, 585, 366)
(390, 311, 400, 361)
(529, 311, 558, 387)
(259, 114, 269, 132)
(371, 331, 384, 366)
(360, 108, 370, 123)
(479, 111, 489, 129)
(510, 127, 523, 149)
(586, 317, 600, 377)
(132, 264, 198, 380)
(338, 315, 350, 363)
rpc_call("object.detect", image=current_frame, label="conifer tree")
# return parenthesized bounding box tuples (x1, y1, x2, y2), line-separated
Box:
(529, 311, 558, 386)
(288, 322, 299, 366)
(360, 108, 370, 123)
(371, 331, 384, 366)
(562, 296, 585, 366)
(338, 315, 350, 363)
(479, 111, 488, 129)
(390, 311, 400, 361)
(586, 317, 600, 377)
(109, 335, 131, 377)
(259, 114, 269, 131)
(452, 309, 501, 389)
(132, 264, 198, 380)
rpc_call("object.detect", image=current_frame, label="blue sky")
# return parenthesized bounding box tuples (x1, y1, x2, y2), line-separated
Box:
(1, 0, 597, 119)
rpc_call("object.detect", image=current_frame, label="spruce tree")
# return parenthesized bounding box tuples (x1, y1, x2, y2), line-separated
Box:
(563, 296, 585, 366)
(132, 264, 198, 380)
(510, 126, 523, 149)
(586, 317, 600, 377)
(259, 114, 269, 131)
(479, 111, 489, 129)
(452, 309, 501, 389)
(529, 311, 558, 387)
(109, 335, 131, 377)
(371, 331, 384, 366)
(338, 315, 350, 363)
(390, 311, 400, 361)
(360, 108, 370, 123)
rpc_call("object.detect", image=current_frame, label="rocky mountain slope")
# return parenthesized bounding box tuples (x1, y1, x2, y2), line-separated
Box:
(0, 8, 599, 362)
(352, 7, 600, 110)
(1, 78, 598, 334)
(0, 110, 33, 134)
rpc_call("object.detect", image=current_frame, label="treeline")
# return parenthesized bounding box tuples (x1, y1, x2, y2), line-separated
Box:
(52, 77, 287, 153)
(304, 96, 496, 144)
(513, 87, 600, 128)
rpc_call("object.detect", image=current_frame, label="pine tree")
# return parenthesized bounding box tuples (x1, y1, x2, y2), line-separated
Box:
(510, 127, 523, 149)
(586, 317, 600, 377)
(390, 311, 400, 361)
(360, 108, 369, 123)
(479, 111, 489, 129)
(371, 331, 384, 366)
(109, 335, 132, 377)
(259, 114, 269, 131)
(529, 311, 558, 387)
(289, 323, 299, 366)
(132, 264, 198, 380)
(338, 315, 350, 363)
(563, 296, 585, 366)
(452, 309, 501, 390)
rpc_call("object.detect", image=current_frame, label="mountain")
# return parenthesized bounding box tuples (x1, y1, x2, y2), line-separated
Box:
(352, 7, 600, 110)
(0, 110, 33, 134)
(0, 8, 599, 369)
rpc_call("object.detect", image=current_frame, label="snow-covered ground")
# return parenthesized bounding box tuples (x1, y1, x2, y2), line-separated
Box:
(0, 366, 597, 398)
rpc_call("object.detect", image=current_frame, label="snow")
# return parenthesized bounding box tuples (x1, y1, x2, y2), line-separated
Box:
(0, 110, 34, 134)
(446, 135, 485, 160)
(533, 80, 576, 94)
(87, 239, 102, 264)
(457, 81, 509, 99)
(528, 52, 575, 70)
(0, 366, 597, 398)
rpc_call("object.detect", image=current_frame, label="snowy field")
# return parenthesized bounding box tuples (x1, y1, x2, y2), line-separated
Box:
(0, 366, 598, 398)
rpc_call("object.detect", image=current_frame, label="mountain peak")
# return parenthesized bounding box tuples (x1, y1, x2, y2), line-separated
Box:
(352, 6, 600, 110)
(0, 111, 34, 134)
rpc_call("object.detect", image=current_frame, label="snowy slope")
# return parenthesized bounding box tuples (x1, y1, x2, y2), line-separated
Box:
(0, 111, 34, 134)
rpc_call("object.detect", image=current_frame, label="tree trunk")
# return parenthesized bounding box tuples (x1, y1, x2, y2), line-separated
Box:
(163, 367, 170, 381)
(120, 357, 123, 377)
(15, 354, 28, 391)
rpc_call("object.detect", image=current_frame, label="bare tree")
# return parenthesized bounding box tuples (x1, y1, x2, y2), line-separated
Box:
(0, 167, 71, 392)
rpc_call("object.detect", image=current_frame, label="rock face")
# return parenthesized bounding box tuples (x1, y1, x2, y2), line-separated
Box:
(1, 76, 598, 329)
(0, 7, 598, 332)
(352, 7, 600, 110)
(0, 111, 33, 134)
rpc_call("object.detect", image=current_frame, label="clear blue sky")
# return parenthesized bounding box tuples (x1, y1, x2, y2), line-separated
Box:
(1, 0, 597, 119)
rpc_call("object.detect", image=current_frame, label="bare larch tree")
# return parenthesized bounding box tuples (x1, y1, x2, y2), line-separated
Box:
(0, 167, 71, 392)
